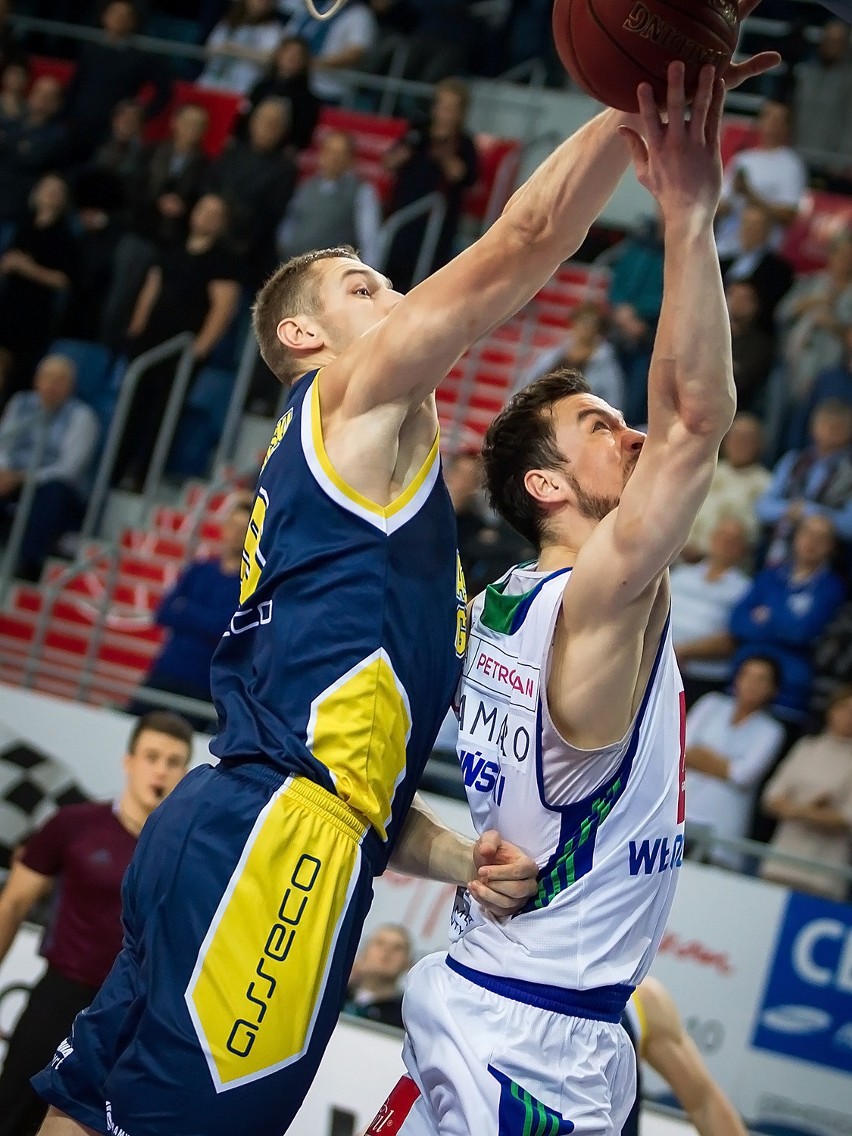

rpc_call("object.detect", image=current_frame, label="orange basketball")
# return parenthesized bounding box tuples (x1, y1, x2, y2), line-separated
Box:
(552, 0, 740, 112)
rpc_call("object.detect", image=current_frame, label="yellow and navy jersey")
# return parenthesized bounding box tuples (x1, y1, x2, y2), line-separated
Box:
(210, 370, 466, 869)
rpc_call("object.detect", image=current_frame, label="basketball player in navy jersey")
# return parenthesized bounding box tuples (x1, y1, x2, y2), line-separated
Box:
(34, 23, 776, 1136)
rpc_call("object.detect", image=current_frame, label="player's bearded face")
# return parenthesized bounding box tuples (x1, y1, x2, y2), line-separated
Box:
(566, 470, 620, 521)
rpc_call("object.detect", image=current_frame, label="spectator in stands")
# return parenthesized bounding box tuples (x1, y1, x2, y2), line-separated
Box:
(812, 599, 852, 715)
(787, 323, 852, 451)
(0, 710, 192, 1136)
(383, 78, 478, 293)
(114, 193, 240, 490)
(198, 0, 285, 96)
(685, 655, 785, 866)
(0, 173, 77, 403)
(62, 166, 127, 342)
(87, 97, 146, 188)
(130, 494, 250, 721)
(0, 355, 99, 581)
(0, 58, 27, 125)
(444, 449, 486, 577)
(132, 103, 210, 248)
(343, 923, 412, 1030)
(362, 0, 480, 86)
(714, 100, 806, 259)
(761, 685, 852, 901)
(756, 399, 852, 562)
(283, 0, 377, 103)
(242, 34, 321, 152)
(777, 229, 852, 404)
(719, 203, 793, 330)
(685, 413, 772, 561)
(793, 20, 852, 177)
(276, 129, 381, 266)
(204, 95, 296, 281)
(730, 514, 846, 725)
(64, 1, 171, 157)
(672, 517, 752, 708)
(520, 304, 625, 410)
(608, 212, 664, 333)
(0, 75, 66, 227)
(727, 280, 775, 412)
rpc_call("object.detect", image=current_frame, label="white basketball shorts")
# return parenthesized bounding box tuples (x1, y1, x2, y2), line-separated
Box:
(366, 951, 636, 1136)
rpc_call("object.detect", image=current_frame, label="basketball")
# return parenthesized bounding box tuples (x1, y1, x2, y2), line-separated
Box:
(552, 0, 741, 112)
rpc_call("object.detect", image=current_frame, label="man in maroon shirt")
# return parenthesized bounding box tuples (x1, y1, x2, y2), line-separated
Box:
(0, 711, 193, 1136)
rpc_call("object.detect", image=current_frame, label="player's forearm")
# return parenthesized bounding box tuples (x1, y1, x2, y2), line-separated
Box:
(390, 794, 474, 885)
(648, 216, 736, 443)
(0, 900, 28, 967)
(501, 109, 632, 262)
(685, 745, 730, 780)
(691, 1088, 748, 1136)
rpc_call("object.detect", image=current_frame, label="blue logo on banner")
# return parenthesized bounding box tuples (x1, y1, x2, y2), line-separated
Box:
(752, 892, 852, 1074)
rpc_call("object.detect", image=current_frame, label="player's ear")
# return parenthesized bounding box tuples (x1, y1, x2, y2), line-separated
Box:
(523, 468, 568, 507)
(276, 315, 324, 355)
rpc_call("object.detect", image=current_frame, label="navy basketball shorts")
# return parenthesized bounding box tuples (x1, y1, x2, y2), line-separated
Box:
(32, 762, 376, 1136)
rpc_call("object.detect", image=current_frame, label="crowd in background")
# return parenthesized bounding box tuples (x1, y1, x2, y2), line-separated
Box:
(0, 0, 848, 898)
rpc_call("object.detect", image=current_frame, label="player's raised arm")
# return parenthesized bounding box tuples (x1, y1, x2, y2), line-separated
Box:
(568, 63, 736, 615)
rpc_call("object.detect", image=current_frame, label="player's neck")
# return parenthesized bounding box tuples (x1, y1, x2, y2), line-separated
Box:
(116, 792, 147, 837)
(536, 542, 577, 573)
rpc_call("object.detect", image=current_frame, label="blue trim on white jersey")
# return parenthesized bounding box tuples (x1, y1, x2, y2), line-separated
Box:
(509, 567, 572, 634)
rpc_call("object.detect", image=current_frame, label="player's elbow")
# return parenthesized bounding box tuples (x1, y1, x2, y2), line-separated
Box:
(500, 200, 552, 251)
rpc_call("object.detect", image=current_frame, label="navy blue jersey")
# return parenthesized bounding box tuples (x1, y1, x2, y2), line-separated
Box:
(210, 371, 466, 865)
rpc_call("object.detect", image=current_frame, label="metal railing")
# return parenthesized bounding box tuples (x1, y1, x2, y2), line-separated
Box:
(0, 411, 51, 605)
(376, 192, 447, 288)
(211, 330, 260, 473)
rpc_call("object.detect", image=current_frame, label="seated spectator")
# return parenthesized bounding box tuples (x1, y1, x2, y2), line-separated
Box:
(786, 323, 852, 452)
(685, 413, 771, 561)
(242, 35, 321, 151)
(520, 304, 625, 410)
(343, 924, 412, 1030)
(719, 203, 794, 330)
(727, 281, 775, 412)
(129, 494, 250, 722)
(0, 173, 77, 403)
(672, 517, 752, 707)
(756, 399, 852, 562)
(761, 685, 852, 901)
(811, 599, 852, 716)
(0, 355, 99, 581)
(198, 0, 284, 96)
(445, 449, 487, 579)
(204, 96, 296, 282)
(793, 20, 852, 177)
(0, 75, 66, 227)
(777, 229, 852, 404)
(685, 655, 786, 867)
(383, 78, 478, 293)
(276, 129, 380, 266)
(62, 167, 127, 342)
(714, 101, 806, 259)
(64, 1, 171, 158)
(88, 98, 147, 189)
(608, 212, 664, 333)
(132, 103, 210, 248)
(730, 515, 847, 724)
(0, 58, 28, 125)
(283, 0, 377, 103)
(114, 194, 241, 490)
(363, 0, 479, 85)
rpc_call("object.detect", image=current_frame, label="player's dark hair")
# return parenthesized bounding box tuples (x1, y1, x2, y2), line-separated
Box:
(736, 654, 782, 691)
(128, 711, 193, 756)
(482, 367, 590, 550)
(252, 246, 358, 385)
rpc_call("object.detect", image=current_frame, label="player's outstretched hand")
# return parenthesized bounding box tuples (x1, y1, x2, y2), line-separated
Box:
(469, 829, 538, 919)
(722, 0, 781, 90)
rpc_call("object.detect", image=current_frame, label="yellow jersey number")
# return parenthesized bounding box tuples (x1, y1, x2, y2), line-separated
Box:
(455, 552, 468, 658)
(240, 488, 269, 604)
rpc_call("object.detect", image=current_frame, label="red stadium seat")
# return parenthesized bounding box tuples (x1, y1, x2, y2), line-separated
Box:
(27, 54, 75, 87)
(296, 106, 409, 205)
(780, 190, 852, 274)
(142, 81, 243, 158)
(720, 117, 759, 168)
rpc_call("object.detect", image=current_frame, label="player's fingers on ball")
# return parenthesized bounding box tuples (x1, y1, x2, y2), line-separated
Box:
(706, 76, 726, 142)
(665, 60, 686, 136)
(689, 64, 714, 140)
(635, 85, 661, 147)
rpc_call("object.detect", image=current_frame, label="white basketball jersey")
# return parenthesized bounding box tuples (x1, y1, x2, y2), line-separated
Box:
(449, 565, 686, 991)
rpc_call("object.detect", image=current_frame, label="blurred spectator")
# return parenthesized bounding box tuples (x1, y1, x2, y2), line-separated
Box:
(242, 34, 320, 151)
(777, 230, 852, 403)
(198, 0, 285, 96)
(730, 515, 846, 724)
(132, 103, 210, 247)
(383, 78, 478, 293)
(358, 0, 420, 91)
(761, 685, 852, 901)
(204, 96, 296, 281)
(792, 20, 852, 175)
(685, 655, 785, 866)
(672, 517, 752, 707)
(283, 0, 377, 103)
(64, 1, 171, 157)
(756, 399, 852, 561)
(0, 76, 66, 226)
(786, 323, 852, 452)
(0, 173, 77, 402)
(520, 304, 625, 410)
(362, 0, 479, 85)
(715, 101, 806, 259)
(445, 449, 486, 576)
(0, 355, 99, 581)
(88, 98, 146, 188)
(608, 213, 664, 332)
(343, 923, 412, 1029)
(0, 59, 27, 125)
(0, 711, 192, 1136)
(685, 414, 771, 561)
(719, 203, 793, 330)
(812, 600, 852, 714)
(130, 494, 250, 721)
(727, 281, 775, 412)
(62, 167, 127, 341)
(277, 128, 380, 264)
(114, 194, 240, 490)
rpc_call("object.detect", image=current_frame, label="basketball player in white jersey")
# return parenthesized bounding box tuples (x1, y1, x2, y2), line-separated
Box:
(367, 62, 739, 1136)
